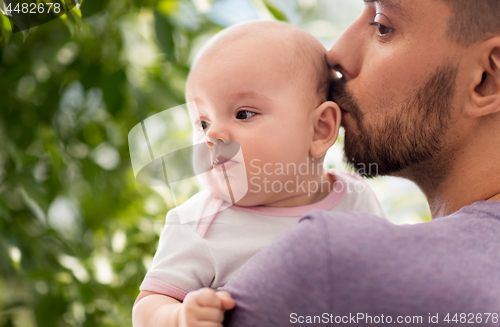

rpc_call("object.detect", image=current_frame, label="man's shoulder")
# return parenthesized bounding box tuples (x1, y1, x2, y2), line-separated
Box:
(223, 202, 500, 326)
(300, 201, 500, 253)
(293, 202, 500, 312)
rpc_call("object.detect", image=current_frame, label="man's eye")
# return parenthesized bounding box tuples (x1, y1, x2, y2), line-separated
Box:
(236, 110, 256, 120)
(369, 22, 393, 36)
(200, 121, 210, 131)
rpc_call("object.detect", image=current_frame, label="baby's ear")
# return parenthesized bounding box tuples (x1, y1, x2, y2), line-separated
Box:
(310, 101, 341, 158)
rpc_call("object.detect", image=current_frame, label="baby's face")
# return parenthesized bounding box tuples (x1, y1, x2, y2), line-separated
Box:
(186, 35, 324, 206)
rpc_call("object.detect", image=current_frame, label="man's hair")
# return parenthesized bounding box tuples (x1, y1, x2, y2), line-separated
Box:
(441, 0, 500, 46)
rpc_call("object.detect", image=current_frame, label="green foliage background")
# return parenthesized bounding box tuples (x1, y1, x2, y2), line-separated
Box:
(0, 0, 430, 326)
(0, 0, 228, 325)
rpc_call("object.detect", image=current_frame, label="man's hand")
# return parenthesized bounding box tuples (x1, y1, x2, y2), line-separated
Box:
(179, 288, 235, 327)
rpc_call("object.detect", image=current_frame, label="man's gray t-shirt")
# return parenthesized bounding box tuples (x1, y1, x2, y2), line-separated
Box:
(222, 201, 500, 326)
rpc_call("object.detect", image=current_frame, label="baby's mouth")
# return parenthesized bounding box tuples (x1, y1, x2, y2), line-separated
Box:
(212, 156, 231, 167)
(212, 158, 239, 174)
(213, 157, 240, 171)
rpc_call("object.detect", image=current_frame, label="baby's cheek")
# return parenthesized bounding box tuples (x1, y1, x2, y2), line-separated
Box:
(197, 173, 210, 189)
(201, 173, 233, 202)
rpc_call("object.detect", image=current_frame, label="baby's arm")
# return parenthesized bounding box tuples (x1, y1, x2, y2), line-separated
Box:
(132, 288, 235, 327)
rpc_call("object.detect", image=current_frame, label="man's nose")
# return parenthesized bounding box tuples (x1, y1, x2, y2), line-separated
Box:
(326, 13, 368, 81)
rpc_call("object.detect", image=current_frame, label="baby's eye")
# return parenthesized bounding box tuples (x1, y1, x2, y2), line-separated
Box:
(200, 121, 210, 131)
(236, 110, 256, 120)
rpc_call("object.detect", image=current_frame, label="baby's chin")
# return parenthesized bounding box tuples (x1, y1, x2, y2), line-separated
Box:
(206, 188, 253, 206)
(233, 192, 290, 207)
(232, 195, 262, 207)
(203, 178, 290, 207)
(199, 171, 249, 204)
(204, 185, 259, 207)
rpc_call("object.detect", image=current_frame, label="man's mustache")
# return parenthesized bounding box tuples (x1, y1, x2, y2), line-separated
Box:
(328, 76, 364, 124)
(328, 76, 347, 103)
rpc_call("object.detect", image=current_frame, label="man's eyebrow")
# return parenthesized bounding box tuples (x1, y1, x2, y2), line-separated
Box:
(363, 0, 411, 20)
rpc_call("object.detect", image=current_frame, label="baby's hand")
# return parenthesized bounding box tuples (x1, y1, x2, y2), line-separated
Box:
(179, 288, 235, 327)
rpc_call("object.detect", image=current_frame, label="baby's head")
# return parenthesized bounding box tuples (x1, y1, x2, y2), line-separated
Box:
(186, 21, 341, 206)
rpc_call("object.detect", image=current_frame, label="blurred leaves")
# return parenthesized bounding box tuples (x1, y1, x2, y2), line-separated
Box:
(0, 0, 224, 325)
(2, 0, 31, 40)
(80, 0, 108, 18)
(1, 0, 80, 41)
(263, 1, 287, 22)
(153, 9, 175, 61)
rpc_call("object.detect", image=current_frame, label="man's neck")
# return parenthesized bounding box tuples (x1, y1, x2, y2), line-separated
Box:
(487, 193, 500, 202)
(414, 138, 500, 218)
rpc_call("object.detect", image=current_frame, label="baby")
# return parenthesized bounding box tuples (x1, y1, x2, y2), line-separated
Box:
(132, 21, 384, 327)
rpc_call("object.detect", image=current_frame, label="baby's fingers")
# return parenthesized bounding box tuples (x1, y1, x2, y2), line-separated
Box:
(215, 291, 235, 311)
(191, 288, 223, 308)
(194, 306, 225, 323)
(191, 322, 224, 327)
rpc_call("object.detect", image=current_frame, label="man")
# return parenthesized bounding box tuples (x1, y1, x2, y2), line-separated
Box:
(221, 0, 500, 325)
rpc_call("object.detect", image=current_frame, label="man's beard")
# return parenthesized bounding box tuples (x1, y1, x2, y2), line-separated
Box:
(331, 63, 458, 178)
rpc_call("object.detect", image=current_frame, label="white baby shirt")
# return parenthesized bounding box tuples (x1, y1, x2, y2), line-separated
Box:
(140, 170, 385, 301)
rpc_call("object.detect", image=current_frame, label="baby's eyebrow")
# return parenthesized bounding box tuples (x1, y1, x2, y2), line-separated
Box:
(229, 91, 272, 102)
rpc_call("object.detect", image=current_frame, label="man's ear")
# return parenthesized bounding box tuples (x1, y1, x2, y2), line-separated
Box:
(469, 38, 500, 117)
(309, 101, 341, 159)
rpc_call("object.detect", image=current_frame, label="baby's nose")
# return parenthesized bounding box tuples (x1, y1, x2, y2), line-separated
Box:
(205, 138, 223, 148)
(206, 139, 227, 160)
(205, 139, 240, 163)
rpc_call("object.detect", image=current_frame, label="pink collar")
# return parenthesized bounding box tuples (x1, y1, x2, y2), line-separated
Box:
(196, 170, 347, 237)
(234, 171, 346, 217)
